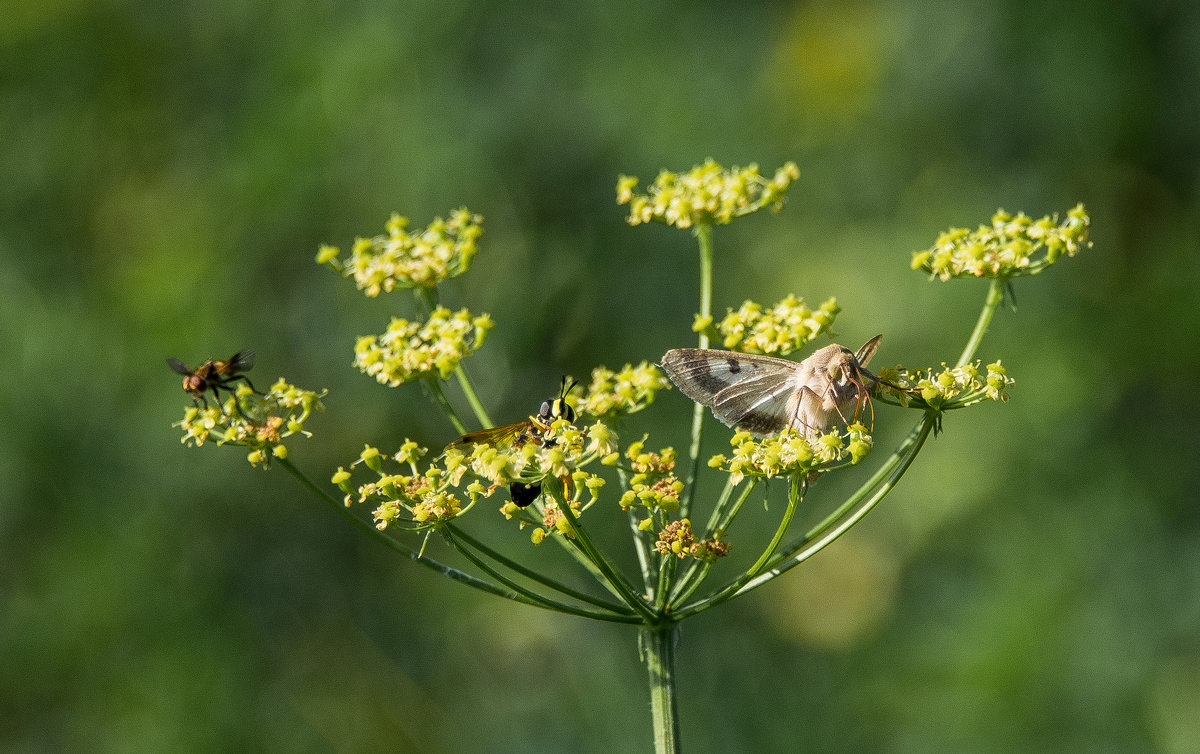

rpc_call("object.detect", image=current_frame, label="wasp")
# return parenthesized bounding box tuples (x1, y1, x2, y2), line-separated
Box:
(449, 377, 577, 507)
(167, 349, 258, 409)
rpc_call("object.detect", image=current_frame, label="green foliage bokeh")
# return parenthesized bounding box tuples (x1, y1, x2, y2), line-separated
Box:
(2, 1, 1198, 751)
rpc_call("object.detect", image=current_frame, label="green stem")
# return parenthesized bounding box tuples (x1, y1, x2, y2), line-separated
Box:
(555, 498, 657, 623)
(680, 222, 714, 519)
(957, 277, 1005, 367)
(277, 458, 530, 603)
(640, 624, 681, 754)
(446, 524, 633, 614)
(618, 466, 655, 597)
(667, 478, 754, 606)
(669, 561, 712, 608)
(454, 365, 494, 429)
(442, 529, 640, 623)
(427, 378, 468, 436)
(627, 508, 654, 597)
(741, 414, 935, 593)
(654, 554, 676, 612)
(414, 285, 439, 315)
(674, 473, 803, 616)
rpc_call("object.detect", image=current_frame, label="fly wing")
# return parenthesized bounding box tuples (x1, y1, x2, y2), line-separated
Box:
(227, 349, 257, 372)
(166, 357, 192, 375)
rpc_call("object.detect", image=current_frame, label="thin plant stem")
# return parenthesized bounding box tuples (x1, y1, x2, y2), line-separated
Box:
(680, 222, 714, 519)
(277, 458, 532, 603)
(617, 465, 655, 596)
(640, 624, 681, 754)
(446, 524, 633, 614)
(555, 498, 658, 623)
(442, 529, 641, 623)
(668, 561, 711, 608)
(674, 473, 803, 615)
(454, 365, 494, 429)
(667, 478, 754, 606)
(627, 506, 654, 598)
(427, 378, 468, 436)
(957, 277, 1005, 367)
(654, 555, 676, 612)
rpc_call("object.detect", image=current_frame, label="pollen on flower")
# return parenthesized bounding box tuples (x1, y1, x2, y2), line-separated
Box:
(617, 159, 800, 229)
(354, 306, 493, 385)
(912, 204, 1090, 281)
(617, 440, 683, 512)
(577, 362, 671, 419)
(319, 208, 484, 295)
(173, 378, 326, 467)
(705, 295, 840, 355)
(653, 518, 728, 561)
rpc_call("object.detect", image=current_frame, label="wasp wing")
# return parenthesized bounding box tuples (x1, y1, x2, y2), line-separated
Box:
(449, 422, 532, 452)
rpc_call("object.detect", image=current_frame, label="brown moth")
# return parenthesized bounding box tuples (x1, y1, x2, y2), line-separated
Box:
(660, 335, 883, 439)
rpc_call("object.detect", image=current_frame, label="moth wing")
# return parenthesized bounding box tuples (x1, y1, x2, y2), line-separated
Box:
(660, 349, 791, 404)
(660, 349, 802, 436)
(711, 368, 803, 435)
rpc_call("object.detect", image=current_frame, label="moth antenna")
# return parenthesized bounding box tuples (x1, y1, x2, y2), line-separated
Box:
(858, 366, 907, 393)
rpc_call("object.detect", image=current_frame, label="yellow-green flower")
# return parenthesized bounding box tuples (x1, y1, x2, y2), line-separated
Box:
(912, 204, 1090, 281)
(577, 361, 671, 419)
(339, 442, 491, 531)
(618, 160, 801, 229)
(710, 426, 871, 485)
(458, 418, 618, 491)
(877, 361, 1013, 409)
(654, 519, 729, 561)
(318, 208, 484, 294)
(617, 439, 683, 513)
(355, 306, 493, 385)
(174, 379, 326, 467)
(704, 295, 840, 355)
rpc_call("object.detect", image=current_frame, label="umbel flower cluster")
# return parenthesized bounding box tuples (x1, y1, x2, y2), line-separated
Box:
(316, 208, 484, 295)
(169, 156, 1092, 753)
(695, 294, 841, 355)
(912, 204, 1090, 280)
(175, 379, 325, 466)
(617, 159, 801, 229)
(354, 307, 494, 384)
(877, 361, 1014, 409)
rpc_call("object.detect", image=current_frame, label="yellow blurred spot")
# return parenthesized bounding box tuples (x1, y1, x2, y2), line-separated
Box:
(765, 3, 886, 129)
(755, 532, 898, 650)
(1145, 654, 1200, 754)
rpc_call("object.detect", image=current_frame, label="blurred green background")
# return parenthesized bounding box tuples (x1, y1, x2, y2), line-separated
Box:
(3, 0, 1198, 750)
